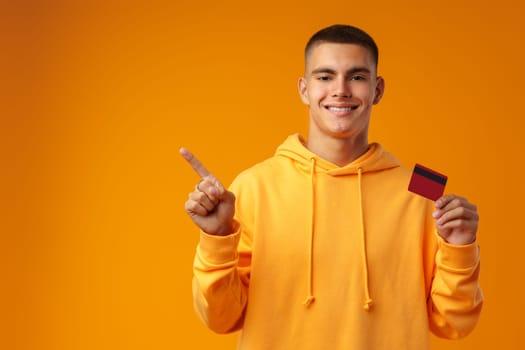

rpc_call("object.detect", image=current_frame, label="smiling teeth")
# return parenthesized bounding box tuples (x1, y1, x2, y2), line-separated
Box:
(328, 106, 355, 111)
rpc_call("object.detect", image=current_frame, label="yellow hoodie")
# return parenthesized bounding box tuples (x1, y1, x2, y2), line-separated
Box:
(193, 134, 483, 350)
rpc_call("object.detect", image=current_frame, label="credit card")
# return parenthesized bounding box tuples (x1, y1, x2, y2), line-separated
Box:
(408, 163, 447, 201)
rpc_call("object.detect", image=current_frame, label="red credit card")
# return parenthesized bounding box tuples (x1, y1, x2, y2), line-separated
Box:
(408, 163, 447, 201)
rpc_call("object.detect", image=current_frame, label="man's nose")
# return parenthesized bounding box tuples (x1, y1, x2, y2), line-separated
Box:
(332, 78, 351, 98)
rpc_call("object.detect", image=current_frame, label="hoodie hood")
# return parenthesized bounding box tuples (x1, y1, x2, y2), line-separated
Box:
(276, 134, 400, 175)
(275, 134, 400, 310)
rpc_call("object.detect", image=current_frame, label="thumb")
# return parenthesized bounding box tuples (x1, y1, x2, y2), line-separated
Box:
(221, 189, 235, 204)
(213, 184, 235, 206)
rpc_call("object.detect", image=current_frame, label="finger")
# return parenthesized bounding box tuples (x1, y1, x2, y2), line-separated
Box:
(189, 190, 218, 212)
(197, 178, 224, 201)
(179, 147, 212, 178)
(434, 195, 476, 215)
(436, 206, 479, 226)
(185, 199, 209, 217)
(435, 194, 462, 209)
(436, 217, 478, 233)
(435, 194, 470, 209)
(445, 198, 476, 212)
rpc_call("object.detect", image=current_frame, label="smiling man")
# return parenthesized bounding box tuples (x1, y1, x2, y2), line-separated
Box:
(181, 24, 483, 350)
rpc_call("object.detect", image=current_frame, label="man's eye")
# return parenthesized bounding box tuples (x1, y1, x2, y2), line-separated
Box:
(351, 76, 365, 81)
(317, 76, 330, 81)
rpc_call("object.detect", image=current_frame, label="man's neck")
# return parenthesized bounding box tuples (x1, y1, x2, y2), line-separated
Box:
(305, 134, 369, 167)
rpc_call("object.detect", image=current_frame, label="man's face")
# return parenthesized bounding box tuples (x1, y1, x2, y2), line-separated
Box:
(298, 43, 384, 143)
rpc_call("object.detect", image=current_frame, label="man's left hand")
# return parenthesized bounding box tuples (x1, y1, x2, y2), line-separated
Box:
(433, 194, 479, 245)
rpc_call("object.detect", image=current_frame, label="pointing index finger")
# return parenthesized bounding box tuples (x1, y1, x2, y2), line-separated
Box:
(179, 147, 211, 178)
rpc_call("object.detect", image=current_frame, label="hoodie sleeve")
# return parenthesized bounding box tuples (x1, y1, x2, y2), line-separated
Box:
(192, 174, 253, 334)
(426, 228, 484, 339)
(192, 225, 251, 333)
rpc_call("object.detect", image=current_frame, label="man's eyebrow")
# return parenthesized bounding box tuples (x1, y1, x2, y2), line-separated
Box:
(347, 67, 372, 75)
(310, 67, 372, 75)
(311, 67, 337, 75)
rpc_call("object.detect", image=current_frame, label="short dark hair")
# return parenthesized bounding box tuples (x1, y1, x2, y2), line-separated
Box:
(305, 24, 379, 67)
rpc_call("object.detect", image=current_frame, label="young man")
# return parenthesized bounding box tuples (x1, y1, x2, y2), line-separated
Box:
(181, 24, 483, 349)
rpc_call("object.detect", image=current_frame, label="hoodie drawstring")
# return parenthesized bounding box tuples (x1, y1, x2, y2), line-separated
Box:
(358, 168, 373, 310)
(302, 161, 372, 310)
(303, 157, 316, 307)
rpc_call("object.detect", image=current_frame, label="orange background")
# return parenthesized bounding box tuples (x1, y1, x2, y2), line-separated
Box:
(4, 0, 525, 349)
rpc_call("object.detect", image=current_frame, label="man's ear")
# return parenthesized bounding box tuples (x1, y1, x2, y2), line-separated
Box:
(373, 76, 385, 105)
(298, 77, 309, 105)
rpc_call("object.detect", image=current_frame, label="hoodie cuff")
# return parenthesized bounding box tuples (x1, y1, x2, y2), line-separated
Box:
(198, 221, 242, 265)
(438, 238, 480, 269)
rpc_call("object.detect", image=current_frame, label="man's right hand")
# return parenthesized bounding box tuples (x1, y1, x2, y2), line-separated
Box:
(180, 148, 236, 236)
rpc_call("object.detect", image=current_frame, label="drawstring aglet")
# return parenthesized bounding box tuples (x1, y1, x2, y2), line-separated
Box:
(303, 295, 315, 307)
(363, 298, 373, 311)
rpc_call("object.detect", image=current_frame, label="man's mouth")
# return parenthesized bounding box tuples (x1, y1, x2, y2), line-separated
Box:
(326, 106, 358, 112)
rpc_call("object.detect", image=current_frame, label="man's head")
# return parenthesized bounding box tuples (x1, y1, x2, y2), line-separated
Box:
(305, 24, 379, 71)
(298, 24, 384, 152)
